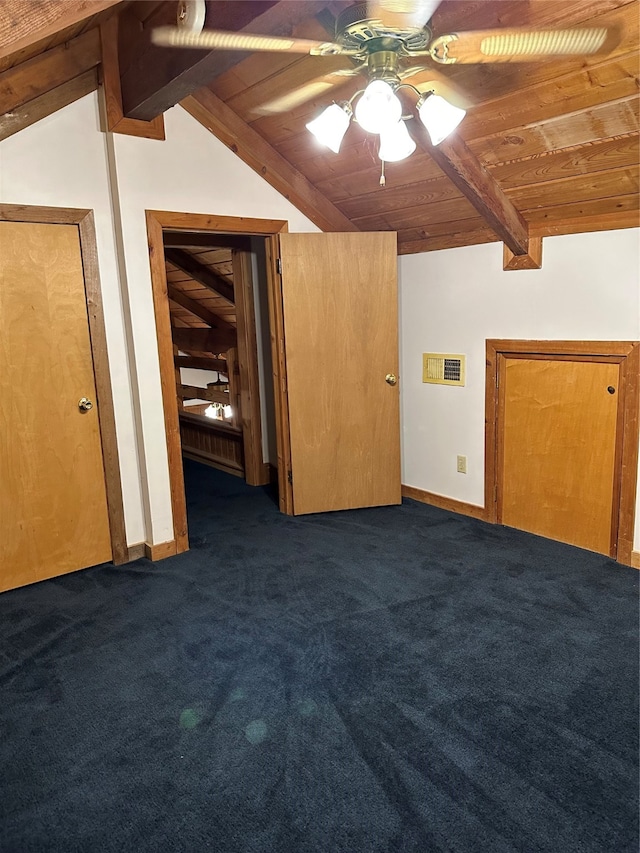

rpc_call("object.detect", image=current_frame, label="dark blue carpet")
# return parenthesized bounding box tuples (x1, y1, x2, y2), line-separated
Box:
(1, 458, 638, 852)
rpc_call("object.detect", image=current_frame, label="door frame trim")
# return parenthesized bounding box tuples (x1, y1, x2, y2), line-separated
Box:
(485, 339, 639, 564)
(0, 203, 128, 564)
(145, 210, 290, 552)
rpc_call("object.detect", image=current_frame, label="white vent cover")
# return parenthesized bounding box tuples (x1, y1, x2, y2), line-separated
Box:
(422, 353, 466, 386)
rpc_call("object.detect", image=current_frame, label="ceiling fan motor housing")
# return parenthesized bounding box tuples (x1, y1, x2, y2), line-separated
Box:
(336, 3, 433, 53)
(366, 48, 402, 84)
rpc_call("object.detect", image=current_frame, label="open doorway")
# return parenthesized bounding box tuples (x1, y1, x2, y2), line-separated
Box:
(145, 211, 289, 554)
(163, 231, 261, 480)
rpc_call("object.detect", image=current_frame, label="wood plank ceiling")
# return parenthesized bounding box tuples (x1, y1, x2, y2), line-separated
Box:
(1, 0, 638, 256)
(191, 0, 640, 254)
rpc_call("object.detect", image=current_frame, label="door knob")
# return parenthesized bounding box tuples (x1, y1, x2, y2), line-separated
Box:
(385, 373, 397, 386)
(78, 397, 93, 412)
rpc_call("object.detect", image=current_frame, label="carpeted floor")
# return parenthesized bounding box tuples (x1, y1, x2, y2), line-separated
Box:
(1, 458, 638, 853)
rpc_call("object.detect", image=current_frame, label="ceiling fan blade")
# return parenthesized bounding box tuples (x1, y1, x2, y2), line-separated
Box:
(254, 69, 364, 116)
(399, 66, 471, 109)
(151, 26, 355, 56)
(429, 26, 618, 64)
(367, 0, 442, 30)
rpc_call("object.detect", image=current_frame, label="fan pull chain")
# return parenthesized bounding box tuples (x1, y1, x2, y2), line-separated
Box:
(380, 160, 386, 187)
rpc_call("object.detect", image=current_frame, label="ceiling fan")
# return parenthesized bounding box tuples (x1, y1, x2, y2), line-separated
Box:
(152, 1, 618, 164)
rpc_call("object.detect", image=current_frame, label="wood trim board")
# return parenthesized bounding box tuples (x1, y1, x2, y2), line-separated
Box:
(0, 0, 120, 61)
(401, 485, 487, 520)
(77, 210, 127, 565)
(145, 210, 189, 555)
(144, 540, 177, 561)
(127, 542, 146, 561)
(145, 210, 290, 553)
(0, 67, 98, 142)
(99, 16, 165, 141)
(265, 235, 294, 514)
(232, 248, 267, 486)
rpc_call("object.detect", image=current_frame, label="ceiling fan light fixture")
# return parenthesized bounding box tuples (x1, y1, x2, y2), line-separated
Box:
(306, 102, 352, 153)
(354, 80, 403, 134)
(417, 92, 466, 145)
(378, 119, 416, 162)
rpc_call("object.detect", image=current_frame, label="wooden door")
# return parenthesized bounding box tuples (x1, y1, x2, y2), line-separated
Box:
(274, 232, 401, 515)
(499, 356, 620, 554)
(0, 221, 113, 591)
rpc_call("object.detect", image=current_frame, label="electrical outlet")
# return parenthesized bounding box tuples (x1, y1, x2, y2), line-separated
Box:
(456, 455, 467, 474)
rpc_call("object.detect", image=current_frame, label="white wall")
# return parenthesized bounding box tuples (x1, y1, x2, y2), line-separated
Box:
(3, 91, 638, 552)
(398, 230, 640, 548)
(109, 105, 319, 543)
(0, 93, 318, 547)
(0, 94, 146, 544)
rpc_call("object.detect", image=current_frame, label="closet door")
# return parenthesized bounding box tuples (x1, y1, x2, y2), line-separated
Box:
(499, 356, 620, 554)
(0, 221, 113, 591)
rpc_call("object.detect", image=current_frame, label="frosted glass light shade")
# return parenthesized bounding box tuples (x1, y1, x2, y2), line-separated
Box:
(355, 80, 402, 134)
(418, 94, 466, 145)
(378, 120, 416, 162)
(306, 103, 351, 153)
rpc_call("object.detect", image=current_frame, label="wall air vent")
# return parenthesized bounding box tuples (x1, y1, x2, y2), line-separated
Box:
(422, 353, 466, 386)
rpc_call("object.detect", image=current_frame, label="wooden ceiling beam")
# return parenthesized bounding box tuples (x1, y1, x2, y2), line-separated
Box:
(179, 385, 230, 405)
(119, 1, 333, 121)
(0, 67, 97, 141)
(182, 87, 358, 233)
(417, 131, 531, 256)
(174, 355, 229, 372)
(168, 284, 235, 331)
(165, 248, 235, 305)
(100, 15, 165, 141)
(172, 326, 236, 354)
(0, 0, 120, 61)
(0, 27, 100, 115)
(503, 238, 543, 272)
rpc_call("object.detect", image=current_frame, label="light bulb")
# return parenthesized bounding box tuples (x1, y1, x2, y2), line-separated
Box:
(355, 80, 402, 134)
(378, 120, 416, 162)
(418, 93, 466, 145)
(306, 103, 352, 153)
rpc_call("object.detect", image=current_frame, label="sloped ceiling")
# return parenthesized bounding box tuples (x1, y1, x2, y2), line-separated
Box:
(1, 0, 638, 256)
